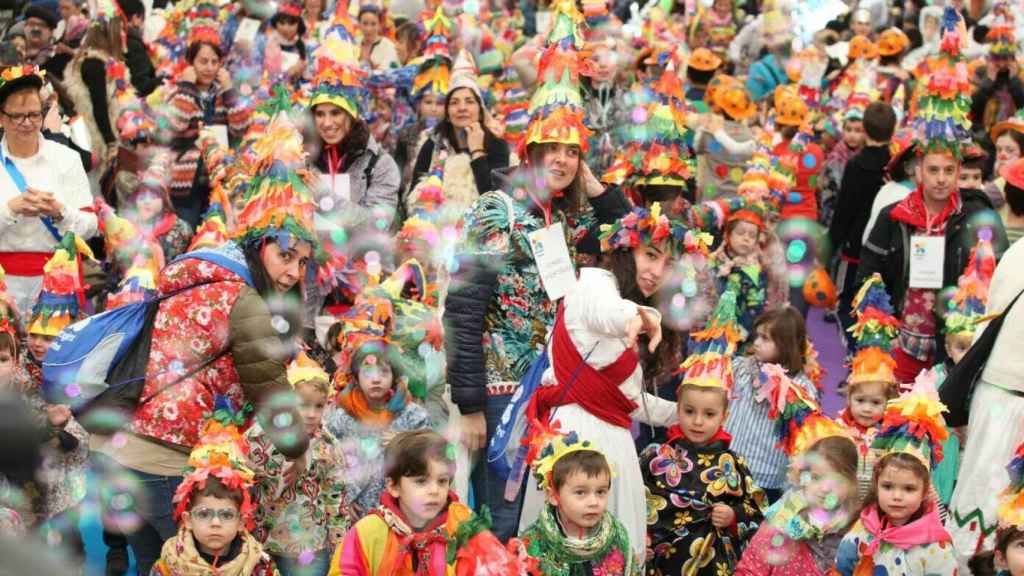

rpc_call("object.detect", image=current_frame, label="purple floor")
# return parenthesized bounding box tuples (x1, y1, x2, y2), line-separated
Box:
(806, 307, 849, 416)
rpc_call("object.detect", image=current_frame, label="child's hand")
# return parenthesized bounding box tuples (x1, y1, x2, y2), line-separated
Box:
(45, 404, 71, 428)
(710, 503, 735, 529)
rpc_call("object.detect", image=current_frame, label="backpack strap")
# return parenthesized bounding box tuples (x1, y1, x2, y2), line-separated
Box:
(362, 149, 380, 193)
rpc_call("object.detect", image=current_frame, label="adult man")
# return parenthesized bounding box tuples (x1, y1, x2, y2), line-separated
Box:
(22, 5, 60, 77)
(0, 66, 96, 315)
(857, 149, 1007, 381)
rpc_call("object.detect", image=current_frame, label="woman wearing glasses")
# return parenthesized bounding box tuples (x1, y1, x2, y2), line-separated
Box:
(0, 65, 96, 315)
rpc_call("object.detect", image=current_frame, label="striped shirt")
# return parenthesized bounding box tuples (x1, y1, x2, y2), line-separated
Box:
(724, 356, 817, 491)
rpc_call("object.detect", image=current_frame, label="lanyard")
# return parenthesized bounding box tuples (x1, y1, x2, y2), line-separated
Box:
(3, 153, 60, 241)
(526, 188, 553, 227)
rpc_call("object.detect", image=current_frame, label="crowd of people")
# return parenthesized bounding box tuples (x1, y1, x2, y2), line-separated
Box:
(2, 0, 1024, 574)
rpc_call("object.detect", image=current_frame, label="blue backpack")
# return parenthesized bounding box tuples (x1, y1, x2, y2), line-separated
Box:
(42, 248, 253, 422)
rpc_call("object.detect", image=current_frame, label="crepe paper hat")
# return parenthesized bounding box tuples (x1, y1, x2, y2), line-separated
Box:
(172, 420, 256, 528)
(775, 92, 809, 127)
(521, 0, 593, 157)
(1002, 156, 1024, 191)
(188, 203, 230, 251)
(756, 363, 847, 456)
(309, 0, 367, 120)
(527, 422, 604, 492)
(871, 368, 950, 471)
(846, 273, 899, 386)
(714, 83, 756, 121)
(804, 337, 826, 394)
(287, 351, 330, 388)
(411, 6, 453, 102)
(0, 264, 18, 343)
(987, 1, 1017, 60)
(688, 47, 722, 73)
(998, 440, 1024, 529)
(598, 202, 690, 254)
(106, 256, 160, 310)
(493, 67, 530, 150)
(448, 50, 482, 99)
(276, 0, 303, 19)
(28, 233, 95, 337)
(878, 28, 910, 57)
(848, 35, 879, 61)
(232, 90, 320, 257)
(910, 6, 972, 159)
(944, 229, 996, 336)
(676, 273, 744, 393)
(991, 108, 1024, 143)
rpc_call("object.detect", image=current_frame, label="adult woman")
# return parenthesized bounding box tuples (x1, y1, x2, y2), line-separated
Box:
(358, 5, 398, 70)
(407, 53, 510, 221)
(985, 114, 1024, 209)
(517, 204, 686, 563)
(93, 110, 314, 576)
(303, 0, 327, 41)
(166, 30, 252, 227)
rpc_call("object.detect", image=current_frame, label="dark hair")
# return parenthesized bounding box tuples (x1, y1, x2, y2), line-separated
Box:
(996, 129, 1024, 157)
(437, 88, 498, 152)
(636, 184, 685, 207)
(676, 382, 729, 410)
(603, 249, 682, 378)
(396, 20, 420, 50)
(525, 143, 587, 217)
(384, 430, 453, 484)
(241, 239, 306, 306)
(863, 102, 897, 142)
(0, 332, 16, 359)
(779, 125, 799, 140)
(860, 452, 931, 524)
(186, 40, 224, 65)
(190, 476, 243, 510)
(970, 526, 1024, 575)
(328, 115, 370, 169)
(271, 12, 308, 42)
(118, 0, 145, 21)
(879, 53, 901, 67)
(687, 67, 715, 86)
(1006, 180, 1024, 217)
(751, 306, 807, 375)
(551, 449, 611, 491)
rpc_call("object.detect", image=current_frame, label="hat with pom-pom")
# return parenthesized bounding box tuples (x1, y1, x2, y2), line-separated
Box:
(847, 273, 899, 386)
(28, 233, 95, 337)
(944, 230, 996, 336)
(871, 369, 950, 471)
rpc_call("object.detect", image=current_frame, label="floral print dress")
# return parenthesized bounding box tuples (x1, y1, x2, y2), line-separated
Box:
(641, 429, 767, 576)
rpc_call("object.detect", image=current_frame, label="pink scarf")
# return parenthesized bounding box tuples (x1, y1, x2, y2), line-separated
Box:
(858, 502, 950, 557)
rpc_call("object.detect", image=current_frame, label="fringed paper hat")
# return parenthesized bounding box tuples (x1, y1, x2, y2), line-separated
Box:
(987, 1, 1017, 61)
(521, 0, 592, 157)
(997, 441, 1024, 529)
(910, 6, 972, 159)
(232, 90, 319, 256)
(944, 229, 996, 336)
(598, 202, 692, 255)
(331, 299, 392, 393)
(287, 352, 330, 388)
(185, 1, 222, 48)
(847, 273, 899, 386)
(871, 369, 950, 471)
(527, 423, 602, 492)
(106, 257, 160, 310)
(756, 363, 848, 456)
(602, 63, 692, 194)
(411, 6, 453, 102)
(492, 67, 530, 151)
(675, 273, 744, 393)
(309, 0, 367, 120)
(28, 233, 95, 337)
(172, 420, 256, 528)
(188, 203, 230, 251)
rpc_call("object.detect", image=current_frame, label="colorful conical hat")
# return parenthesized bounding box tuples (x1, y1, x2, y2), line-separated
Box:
(871, 369, 950, 471)
(944, 230, 996, 336)
(910, 6, 972, 158)
(28, 233, 95, 337)
(847, 273, 899, 386)
(411, 6, 453, 102)
(676, 273, 745, 393)
(172, 420, 256, 528)
(987, 1, 1017, 60)
(998, 440, 1024, 529)
(309, 0, 367, 120)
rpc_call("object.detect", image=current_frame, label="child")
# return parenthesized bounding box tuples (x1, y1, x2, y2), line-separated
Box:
(838, 274, 901, 501)
(705, 0, 741, 58)
(520, 433, 636, 576)
(694, 81, 756, 199)
(246, 355, 352, 576)
(264, 0, 308, 83)
(958, 144, 988, 193)
(821, 104, 866, 228)
(330, 430, 517, 575)
(707, 199, 769, 340)
(120, 159, 195, 262)
(970, 442, 1024, 576)
(736, 435, 861, 575)
(834, 375, 959, 575)
(642, 379, 766, 575)
(725, 306, 818, 503)
(324, 312, 431, 517)
(153, 421, 279, 575)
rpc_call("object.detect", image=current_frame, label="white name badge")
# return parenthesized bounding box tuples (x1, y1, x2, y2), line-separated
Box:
(209, 124, 229, 149)
(528, 222, 576, 302)
(235, 17, 262, 47)
(319, 173, 351, 203)
(908, 235, 945, 289)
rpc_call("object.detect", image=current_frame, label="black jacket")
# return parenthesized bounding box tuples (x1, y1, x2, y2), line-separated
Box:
(409, 133, 511, 201)
(125, 29, 161, 97)
(828, 144, 891, 259)
(444, 170, 631, 414)
(970, 71, 1024, 137)
(856, 188, 1009, 358)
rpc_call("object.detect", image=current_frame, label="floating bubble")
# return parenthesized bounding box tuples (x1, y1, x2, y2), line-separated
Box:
(271, 315, 290, 334)
(79, 407, 132, 435)
(786, 239, 808, 263)
(631, 106, 648, 124)
(319, 196, 335, 212)
(655, 257, 713, 332)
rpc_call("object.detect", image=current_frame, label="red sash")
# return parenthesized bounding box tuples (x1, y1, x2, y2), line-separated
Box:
(527, 305, 639, 429)
(0, 251, 52, 276)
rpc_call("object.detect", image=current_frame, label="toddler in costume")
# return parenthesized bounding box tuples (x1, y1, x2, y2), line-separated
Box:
(644, 292, 768, 575)
(970, 442, 1024, 576)
(838, 273, 901, 502)
(834, 371, 959, 575)
(152, 421, 279, 576)
(519, 431, 636, 576)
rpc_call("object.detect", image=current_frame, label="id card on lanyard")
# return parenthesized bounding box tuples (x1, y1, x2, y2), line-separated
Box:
(908, 235, 944, 289)
(528, 222, 576, 302)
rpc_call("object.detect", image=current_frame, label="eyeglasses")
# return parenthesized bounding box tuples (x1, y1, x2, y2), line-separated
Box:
(3, 110, 43, 125)
(191, 507, 239, 523)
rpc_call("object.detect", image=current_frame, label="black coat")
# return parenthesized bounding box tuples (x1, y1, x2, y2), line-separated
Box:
(444, 170, 631, 414)
(856, 188, 1009, 359)
(828, 144, 891, 259)
(124, 30, 161, 97)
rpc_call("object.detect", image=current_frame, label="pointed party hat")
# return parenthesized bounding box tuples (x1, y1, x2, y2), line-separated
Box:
(521, 0, 592, 157)
(188, 203, 230, 251)
(232, 89, 319, 255)
(28, 233, 95, 337)
(998, 440, 1024, 529)
(987, 1, 1017, 60)
(287, 351, 330, 388)
(447, 49, 482, 98)
(675, 273, 745, 393)
(492, 66, 530, 151)
(309, 0, 367, 120)
(944, 229, 996, 335)
(871, 369, 950, 471)
(106, 256, 160, 310)
(847, 273, 899, 386)
(910, 6, 972, 158)
(172, 420, 256, 528)
(411, 6, 453, 102)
